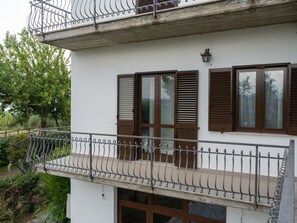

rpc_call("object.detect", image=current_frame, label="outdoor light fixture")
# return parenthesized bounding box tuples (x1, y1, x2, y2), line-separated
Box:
(200, 48, 212, 63)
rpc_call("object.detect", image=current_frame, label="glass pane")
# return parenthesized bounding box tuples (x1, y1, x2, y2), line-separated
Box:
(154, 195, 183, 210)
(142, 127, 154, 153)
(118, 188, 148, 204)
(161, 76, 175, 125)
(122, 206, 146, 223)
(264, 70, 284, 129)
(153, 213, 182, 223)
(160, 128, 174, 155)
(188, 202, 226, 222)
(142, 77, 155, 124)
(238, 71, 257, 128)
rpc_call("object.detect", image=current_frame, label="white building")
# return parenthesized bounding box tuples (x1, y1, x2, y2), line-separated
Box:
(28, 0, 297, 222)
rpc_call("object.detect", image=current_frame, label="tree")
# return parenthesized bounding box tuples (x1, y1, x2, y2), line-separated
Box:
(0, 29, 70, 127)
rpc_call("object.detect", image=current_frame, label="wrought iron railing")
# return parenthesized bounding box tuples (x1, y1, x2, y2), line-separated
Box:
(268, 139, 295, 223)
(26, 129, 290, 207)
(28, 0, 215, 35)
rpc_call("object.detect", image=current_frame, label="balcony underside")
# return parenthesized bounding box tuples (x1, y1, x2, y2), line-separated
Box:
(37, 154, 275, 212)
(37, 0, 297, 50)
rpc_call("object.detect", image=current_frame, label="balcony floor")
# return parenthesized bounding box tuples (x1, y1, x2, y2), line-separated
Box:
(37, 154, 276, 211)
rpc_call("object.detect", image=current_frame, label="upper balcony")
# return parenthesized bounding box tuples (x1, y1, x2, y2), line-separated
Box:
(28, 0, 297, 50)
(26, 129, 295, 221)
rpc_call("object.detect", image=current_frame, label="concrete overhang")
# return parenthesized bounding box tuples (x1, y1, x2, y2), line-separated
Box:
(37, 0, 297, 50)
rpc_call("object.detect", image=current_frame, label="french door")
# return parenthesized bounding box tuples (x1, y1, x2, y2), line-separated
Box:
(138, 74, 175, 162)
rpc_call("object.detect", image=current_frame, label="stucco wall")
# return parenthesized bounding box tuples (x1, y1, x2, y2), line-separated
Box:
(70, 23, 297, 223)
(71, 179, 116, 223)
(227, 207, 269, 223)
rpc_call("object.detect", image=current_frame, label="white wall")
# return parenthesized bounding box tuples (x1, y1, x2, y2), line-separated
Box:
(72, 22, 297, 167)
(71, 179, 117, 223)
(227, 207, 269, 223)
(71, 23, 297, 222)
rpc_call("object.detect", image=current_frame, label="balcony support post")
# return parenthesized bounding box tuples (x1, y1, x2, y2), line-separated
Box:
(254, 145, 259, 208)
(89, 134, 93, 180)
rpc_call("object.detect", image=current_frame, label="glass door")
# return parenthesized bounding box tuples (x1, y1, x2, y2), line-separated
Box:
(138, 74, 175, 162)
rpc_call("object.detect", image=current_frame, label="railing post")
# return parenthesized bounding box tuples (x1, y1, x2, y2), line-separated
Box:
(42, 133, 46, 172)
(89, 134, 93, 180)
(41, 0, 44, 36)
(93, 0, 97, 28)
(254, 145, 259, 208)
(152, 0, 157, 18)
(150, 138, 154, 191)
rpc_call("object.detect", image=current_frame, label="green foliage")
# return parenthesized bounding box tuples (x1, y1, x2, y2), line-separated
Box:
(42, 175, 70, 223)
(6, 134, 30, 173)
(27, 115, 41, 128)
(0, 112, 13, 130)
(0, 173, 45, 222)
(0, 137, 9, 167)
(0, 29, 70, 128)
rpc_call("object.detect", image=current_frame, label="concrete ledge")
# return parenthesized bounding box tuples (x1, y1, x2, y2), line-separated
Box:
(37, 0, 297, 50)
(38, 166, 272, 213)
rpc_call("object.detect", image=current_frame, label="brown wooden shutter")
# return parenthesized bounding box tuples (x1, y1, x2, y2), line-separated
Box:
(136, 0, 177, 14)
(288, 64, 297, 135)
(175, 71, 198, 168)
(209, 68, 233, 132)
(117, 75, 136, 160)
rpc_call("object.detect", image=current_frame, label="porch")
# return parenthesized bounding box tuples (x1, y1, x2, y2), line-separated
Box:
(26, 129, 293, 213)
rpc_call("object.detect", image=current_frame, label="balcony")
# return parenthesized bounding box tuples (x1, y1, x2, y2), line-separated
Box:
(28, 0, 297, 50)
(26, 129, 294, 215)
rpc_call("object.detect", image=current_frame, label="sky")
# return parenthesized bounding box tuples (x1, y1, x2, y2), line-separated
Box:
(0, 0, 30, 42)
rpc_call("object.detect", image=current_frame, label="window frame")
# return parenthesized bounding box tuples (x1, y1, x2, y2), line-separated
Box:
(234, 64, 288, 134)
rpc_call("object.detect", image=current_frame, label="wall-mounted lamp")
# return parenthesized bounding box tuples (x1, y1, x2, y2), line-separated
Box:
(200, 48, 212, 63)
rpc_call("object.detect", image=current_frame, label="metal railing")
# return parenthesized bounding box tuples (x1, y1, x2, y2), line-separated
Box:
(268, 139, 295, 223)
(28, 0, 216, 35)
(27, 129, 289, 207)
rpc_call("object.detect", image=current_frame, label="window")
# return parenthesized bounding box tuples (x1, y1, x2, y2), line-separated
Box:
(236, 67, 286, 133)
(118, 188, 226, 223)
(209, 64, 297, 135)
(117, 71, 198, 167)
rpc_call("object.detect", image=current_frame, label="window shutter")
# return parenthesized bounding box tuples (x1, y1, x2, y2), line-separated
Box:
(175, 71, 198, 168)
(288, 64, 297, 135)
(136, 0, 177, 14)
(209, 69, 233, 132)
(117, 75, 136, 160)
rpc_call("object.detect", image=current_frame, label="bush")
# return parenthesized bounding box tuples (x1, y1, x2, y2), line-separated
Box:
(6, 134, 30, 173)
(0, 137, 10, 167)
(0, 173, 45, 222)
(42, 175, 70, 223)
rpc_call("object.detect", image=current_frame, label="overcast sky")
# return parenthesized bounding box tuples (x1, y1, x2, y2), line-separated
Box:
(0, 0, 30, 41)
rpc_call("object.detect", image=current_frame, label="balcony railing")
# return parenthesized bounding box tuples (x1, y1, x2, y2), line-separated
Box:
(268, 140, 295, 223)
(28, 0, 214, 35)
(26, 129, 292, 209)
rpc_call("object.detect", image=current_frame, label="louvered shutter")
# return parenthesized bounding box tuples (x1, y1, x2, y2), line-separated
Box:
(136, 0, 176, 14)
(209, 69, 233, 132)
(117, 75, 136, 160)
(175, 71, 198, 168)
(288, 64, 297, 135)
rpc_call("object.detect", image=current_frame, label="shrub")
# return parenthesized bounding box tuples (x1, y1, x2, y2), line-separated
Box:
(0, 173, 45, 222)
(6, 134, 30, 173)
(42, 175, 70, 223)
(0, 137, 10, 167)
